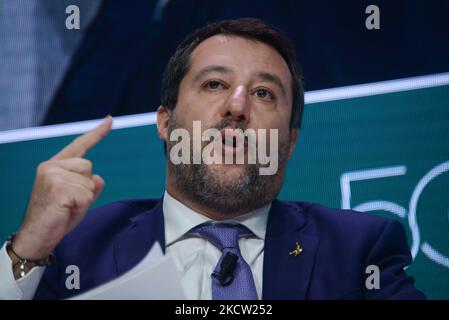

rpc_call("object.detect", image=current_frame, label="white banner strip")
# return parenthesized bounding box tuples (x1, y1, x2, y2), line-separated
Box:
(0, 72, 448, 144)
(0, 112, 157, 144)
(305, 71, 449, 104)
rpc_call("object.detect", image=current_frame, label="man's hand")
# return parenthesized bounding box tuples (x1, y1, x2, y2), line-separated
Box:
(11, 116, 113, 262)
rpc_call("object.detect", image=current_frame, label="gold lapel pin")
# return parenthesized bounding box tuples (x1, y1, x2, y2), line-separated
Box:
(289, 242, 303, 257)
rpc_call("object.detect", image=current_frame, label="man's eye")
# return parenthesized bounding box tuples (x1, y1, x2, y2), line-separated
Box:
(205, 80, 224, 90)
(254, 88, 274, 100)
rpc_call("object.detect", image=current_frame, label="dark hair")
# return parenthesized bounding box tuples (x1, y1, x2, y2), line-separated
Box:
(160, 18, 304, 129)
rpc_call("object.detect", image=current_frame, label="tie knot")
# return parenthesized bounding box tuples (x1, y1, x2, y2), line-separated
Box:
(189, 223, 253, 251)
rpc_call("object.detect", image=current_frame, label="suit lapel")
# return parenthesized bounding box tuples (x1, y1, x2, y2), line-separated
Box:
(113, 198, 166, 276)
(113, 197, 320, 298)
(262, 200, 320, 299)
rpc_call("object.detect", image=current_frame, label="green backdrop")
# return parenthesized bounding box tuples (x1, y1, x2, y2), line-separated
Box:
(1, 82, 448, 299)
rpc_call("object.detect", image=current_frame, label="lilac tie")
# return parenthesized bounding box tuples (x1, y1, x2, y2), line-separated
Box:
(189, 223, 259, 300)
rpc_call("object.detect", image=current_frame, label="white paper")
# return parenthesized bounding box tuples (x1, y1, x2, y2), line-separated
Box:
(69, 243, 186, 300)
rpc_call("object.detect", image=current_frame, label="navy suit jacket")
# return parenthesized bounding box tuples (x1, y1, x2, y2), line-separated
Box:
(34, 198, 425, 300)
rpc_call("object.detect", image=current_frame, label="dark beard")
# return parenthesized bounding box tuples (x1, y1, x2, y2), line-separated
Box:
(167, 116, 290, 215)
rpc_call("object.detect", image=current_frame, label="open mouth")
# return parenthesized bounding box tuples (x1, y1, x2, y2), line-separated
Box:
(221, 129, 244, 145)
(223, 134, 237, 148)
(220, 128, 246, 159)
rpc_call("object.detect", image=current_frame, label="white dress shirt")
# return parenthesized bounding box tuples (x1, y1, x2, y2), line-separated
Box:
(0, 243, 45, 300)
(0, 191, 270, 299)
(163, 191, 270, 299)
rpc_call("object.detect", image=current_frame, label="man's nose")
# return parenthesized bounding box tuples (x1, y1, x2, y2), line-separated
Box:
(221, 85, 250, 124)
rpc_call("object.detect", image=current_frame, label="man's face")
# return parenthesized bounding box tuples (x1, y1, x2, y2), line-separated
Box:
(159, 35, 298, 216)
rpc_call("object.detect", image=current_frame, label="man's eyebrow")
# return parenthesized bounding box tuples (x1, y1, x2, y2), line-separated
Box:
(192, 65, 233, 83)
(256, 72, 287, 97)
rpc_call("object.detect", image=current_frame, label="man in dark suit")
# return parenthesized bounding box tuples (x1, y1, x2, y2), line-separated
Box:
(0, 18, 425, 300)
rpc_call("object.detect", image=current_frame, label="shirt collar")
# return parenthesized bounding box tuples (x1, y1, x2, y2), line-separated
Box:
(163, 190, 271, 247)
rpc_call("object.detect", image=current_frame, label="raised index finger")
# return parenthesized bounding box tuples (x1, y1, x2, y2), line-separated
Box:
(52, 116, 113, 160)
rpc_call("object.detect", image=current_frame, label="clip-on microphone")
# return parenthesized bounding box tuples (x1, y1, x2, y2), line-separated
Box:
(212, 252, 238, 286)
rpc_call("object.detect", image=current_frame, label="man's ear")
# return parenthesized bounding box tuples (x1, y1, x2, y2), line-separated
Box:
(288, 128, 298, 159)
(157, 105, 170, 142)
